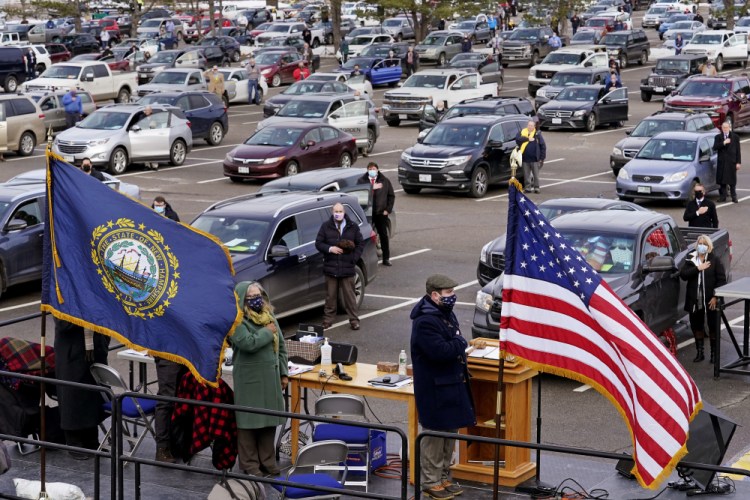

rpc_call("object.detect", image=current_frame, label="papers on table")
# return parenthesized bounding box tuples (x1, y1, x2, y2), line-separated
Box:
(288, 362, 314, 376)
(368, 375, 413, 389)
(468, 346, 500, 359)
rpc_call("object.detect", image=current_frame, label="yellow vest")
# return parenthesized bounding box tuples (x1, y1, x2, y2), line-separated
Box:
(519, 128, 536, 155)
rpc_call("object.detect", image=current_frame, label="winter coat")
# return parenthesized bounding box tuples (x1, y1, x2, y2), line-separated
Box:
(515, 128, 547, 163)
(410, 296, 476, 430)
(714, 131, 741, 186)
(205, 70, 225, 98)
(151, 201, 180, 222)
(679, 252, 727, 313)
(230, 281, 288, 430)
(682, 198, 718, 228)
(315, 214, 364, 278)
(358, 171, 395, 215)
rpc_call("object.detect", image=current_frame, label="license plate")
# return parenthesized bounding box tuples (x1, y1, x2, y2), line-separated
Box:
(399, 114, 408, 120)
(552, 118, 562, 124)
(654, 86, 664, 92)
(238, 166, 249, 174)
(63, 155, 74, 162)
(419, 174, 432, 182)
(139, 73, 148, 78)
(637, 186, 651, 194)
(508, 55, 520, 59)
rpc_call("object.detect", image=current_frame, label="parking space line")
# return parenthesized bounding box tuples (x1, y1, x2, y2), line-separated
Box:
(367, 293, 415, 300)
(241, 121, 260, 125)
(543, 158, 565, 164)
(504, 87, 527, 92)
(476, 170, 612, 202)
(717, 195, 750, 207)
(386, 248, 431, 262)
(197, 177, 228, 184)
(582, 127, 633, 137)
(194, 143, 241, 152)
(368, 149, 402, 157)
(228, 111, 262, 117)
(117, 159, 223, 177)
(8, 154, 45, 162)
(540, 177, 612, 184)
(0, 300, 41, 312)
(186, 157, 227, 161)
(504, 79, 523, 84)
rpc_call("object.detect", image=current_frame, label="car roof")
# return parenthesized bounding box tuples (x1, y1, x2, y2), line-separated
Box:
(646, 111, 710, 120)
(0, 184, 45, 202)
(656, 54, 707, 61)
(554, 66, 609, 75)
(649, 131, 716, 140)
(201, 191, 359, 218)
(138, 90, 214, 98)
(278, 94, 353, 103)
(158, 68, 199, 74)
(551, 210, 666, 233)
(99, 103, 175, 113)
(437, 114, 528, 125)
(540, 197, 647, 211)
(261, 168, 367, 192)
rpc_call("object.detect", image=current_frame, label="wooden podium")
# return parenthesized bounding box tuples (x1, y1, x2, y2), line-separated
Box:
(451, 339, 537, 486)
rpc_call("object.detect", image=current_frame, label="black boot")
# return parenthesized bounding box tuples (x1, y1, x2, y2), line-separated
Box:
(693, 339, 705, 362)
(709, 341, 715, 364)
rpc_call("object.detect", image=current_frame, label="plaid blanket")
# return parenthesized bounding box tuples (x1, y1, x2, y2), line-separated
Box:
(0, 337, 56, 390)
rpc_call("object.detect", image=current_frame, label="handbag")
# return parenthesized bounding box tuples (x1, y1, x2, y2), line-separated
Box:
(207, 477, 266, 500)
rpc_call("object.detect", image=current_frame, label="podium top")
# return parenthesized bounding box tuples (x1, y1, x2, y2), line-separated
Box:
(714, 277, 750, 300)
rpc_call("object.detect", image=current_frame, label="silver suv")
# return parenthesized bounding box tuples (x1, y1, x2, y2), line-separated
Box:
(52, 104, 193, 174)
(415, 31, 464, 66)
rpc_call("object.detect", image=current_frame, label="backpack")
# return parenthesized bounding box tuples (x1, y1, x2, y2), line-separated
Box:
(207, 477, 266, 500)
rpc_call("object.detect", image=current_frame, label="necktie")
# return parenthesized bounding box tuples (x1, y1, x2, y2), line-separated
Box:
(336, 222, 341, 235)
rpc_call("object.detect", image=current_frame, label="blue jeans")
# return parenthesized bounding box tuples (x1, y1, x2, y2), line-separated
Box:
(247, 79, 260, 104)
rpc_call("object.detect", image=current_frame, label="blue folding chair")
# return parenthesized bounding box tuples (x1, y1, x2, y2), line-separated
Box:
(271, 440, 349, 499)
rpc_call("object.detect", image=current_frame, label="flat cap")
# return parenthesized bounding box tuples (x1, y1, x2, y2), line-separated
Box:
(426, 274, 458, 294)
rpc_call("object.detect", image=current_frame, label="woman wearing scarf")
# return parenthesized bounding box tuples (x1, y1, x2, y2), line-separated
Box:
(231, 281, 288, 476)
(679, 235, 727, 363)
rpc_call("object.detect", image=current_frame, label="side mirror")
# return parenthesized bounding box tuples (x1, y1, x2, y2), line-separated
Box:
(488, 139, 503, 148)
(330, 113, 339, 119)
(700, 153, 711, 162)
(82, 73, 94, 82)
(584, 61, 592, 67)
(601, 97, 611, 104)
(269, 244, 290, 258)
(307, 140, 316, 147)
(130, 125, 141, 132)
(643, 255, 675, 273)
(397, 82, 403, 87)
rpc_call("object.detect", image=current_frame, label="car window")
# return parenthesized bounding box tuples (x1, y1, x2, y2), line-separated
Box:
(10, 98, 36, 116)
(133, 109, 169, 130)
(10, 199, 43, 227)
(342, 203, 363, 224)
(686, 119, 697, 132)
(175, 96, 190, 111)
(332, 81, 349, 92)
(642, 226, 673, 266)
(188, 72, 201, 84)
(188, 94, 210, 109)
(337, 100, 367, 117)
(488, 124, 504, 142)
(320, 127, 339, 141)
(700, 116, 715, 131)
(501, 104, 517, 115)
(502, 121, 521, 139)
(79, 93, 93, 105)
(303, 128, 321, 143)
(699, 137, 712, 157)
(39, 97, 57, 111)
(270, 216, 300, 250)
(329, 100, 344, 114)
(296, 209, 324, 244)
(92, 64, 109, 78)
(607, 88, 627, 100)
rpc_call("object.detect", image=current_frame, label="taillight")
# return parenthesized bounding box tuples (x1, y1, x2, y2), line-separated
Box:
(224, 106, 228, 112)
(186, 120, 192, 128)
(370, 230, 377, 244)
(729, 239, 733, 263)
(38, 114, 45, 119)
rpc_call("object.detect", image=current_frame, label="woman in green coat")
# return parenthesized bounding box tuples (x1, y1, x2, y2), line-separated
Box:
(231, 281, 288, 476)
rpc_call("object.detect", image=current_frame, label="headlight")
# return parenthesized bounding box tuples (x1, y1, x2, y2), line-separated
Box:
(475, 290, 494, 312)
(573, 110, 586, 117)
(225, 153, 233, 162)
(446, 155, 471, 167)
(261, 69, 272, 75)
(263, 156, 284, 164)
(612, 147, 623, 157)
(618, 168, 630, 180)
(480, 241, 492, 264)
(529, 68, 535, 77)
(536, 89, 546, 98)
(87, 138, 109, 146)
(668, 171, 689, 182)
(400, 151, 412, 163)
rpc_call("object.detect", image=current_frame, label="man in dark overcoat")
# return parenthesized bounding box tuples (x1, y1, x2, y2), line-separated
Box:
(713, 121, 741, 202)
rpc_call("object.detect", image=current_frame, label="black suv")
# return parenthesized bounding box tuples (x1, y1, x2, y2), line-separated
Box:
(419, 96, 534, 132)
(534, 66, 611, 108)
(609, 111, 717, 175)
(190, 191, 379, 319)
(639, 54, 707, 102)
(199, 36, 242, 63)
(398, 114, 530, 198)
(600, 29, 650, 68)
(61, 34, 100, 56)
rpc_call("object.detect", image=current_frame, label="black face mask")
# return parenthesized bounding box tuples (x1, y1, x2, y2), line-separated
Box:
(82, 165, 92, 173)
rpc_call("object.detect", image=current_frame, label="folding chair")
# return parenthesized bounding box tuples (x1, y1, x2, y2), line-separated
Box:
(271, 440, 349, 499)
(89, 363, 157, 461)
(311, 395, 371, 490)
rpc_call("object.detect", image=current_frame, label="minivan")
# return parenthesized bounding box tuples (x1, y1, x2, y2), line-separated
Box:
(0, 95, 45, 156)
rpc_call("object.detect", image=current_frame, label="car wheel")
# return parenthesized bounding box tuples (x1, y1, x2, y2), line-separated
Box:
(530, 51, 539, 66)
(469, 166, 489, 198)
(386, 118, 400, 127)
(221, 58, 231, 67)
(229, 176, 243, 183)
(641, 91, 652, 102)
(586, 113, 597, 132)
(256, 87, 264, 104)
(231, 50, 240, 62)
(169, 139, 187, 166)
(715, 55, 724, 72)
(35, 63, 46, 73)
(271, 73, 281, 87)
(339, 265, 366, 309)
(4, 75, 17, 93)
(117, 88, 130, 104)
(108, 147, 129, 175)
(639, 50, 647, 65)
(619, 55, 627, 68)
(438, 52, 446, 66)
(285, 160, 299, 176)
(18, 132, 35, 156)
(312, 38, 320, 48)
(527, 85, 537, 97)
(366, 128, 375, 154)
(403, 186, 421, 194)
(339, 152, 352, 168)
(207, 122, 225, 146)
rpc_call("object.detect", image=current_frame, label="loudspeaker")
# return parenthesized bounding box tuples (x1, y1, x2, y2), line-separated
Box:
(330, 342, 357, 365)
(616, 458, 635, 479)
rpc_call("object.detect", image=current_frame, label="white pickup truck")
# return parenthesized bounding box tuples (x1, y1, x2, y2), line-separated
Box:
(20, 61, 137, 103)
(382, 69, 498, 127)
(682, 30, 749, 71)
(527, 45, 609, 96)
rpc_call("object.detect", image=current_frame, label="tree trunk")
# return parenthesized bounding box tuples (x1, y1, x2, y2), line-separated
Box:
(331, 0, 342, 52)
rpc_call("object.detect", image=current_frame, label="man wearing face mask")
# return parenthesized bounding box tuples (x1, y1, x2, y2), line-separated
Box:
(80, 158, 105, 182)
(315, 202, 365, 330)
(244, 57, 261, 105)
(411, 274, 475, 500)
(358, 162, 395, 266)
(683, 182, 718, 228)
(151, 195, 180, 222)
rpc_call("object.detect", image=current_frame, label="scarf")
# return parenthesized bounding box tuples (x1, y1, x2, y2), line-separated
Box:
(691, 252, 707, 311)
(520, 127, 536, 155)
(245, 307, 279, 353)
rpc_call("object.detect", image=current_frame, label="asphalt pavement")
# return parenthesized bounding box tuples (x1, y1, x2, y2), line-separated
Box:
(1, 8, 750, 498)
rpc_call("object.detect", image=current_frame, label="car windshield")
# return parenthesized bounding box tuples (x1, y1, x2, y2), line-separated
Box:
(549, 72, 592, 86)
(572, 31, 597, 41)
(647, 7, 667, 14)
(559, 231, 636, 274)
(383, 19, 403, 27)
(199, 37, 220, 46)
(402, 74, 446, 88)
(41, 65, 81, 79)
(423, 123, 488, 146)
(556, 87, 600, 101)
(444, 106, 490, 119)
(342, 57, 373, 70)
(148, 51, 177, 64)
(631, 119, 685, 137)
(245, 126, 303, 146)
(679, 80, 731, 96)
(348, 28, 377, 37)
(456, 21, 476, 29)
(508, 29, 539, 41)
(255, 53, 281, 64)
(671, 21, 695, 29)
(141, 19, 162, 28)
(420, 35, 446, 46)
(738, 17, 750, 26)
(452, 53, 484, 62)
(268, 24, 291, 33)
(254, 23, 271, 31)
(191, 216, 269, 254)
(587, 19, 607, 27)
(137, 94, 177, 105)
(277, 100, 330, 118)
(636, 138, 696, 160)
(283, 81, 327, 94)
(655, 59, 690, 72)
(150, 71, 188, 84)
(349, 36, 374, 45)
(361, 45, 392, 57)
(602, 33, 628, 45)
(691, 33, 723, 44)
(541, 52, 583, 64)
(77, 111, 130, 130)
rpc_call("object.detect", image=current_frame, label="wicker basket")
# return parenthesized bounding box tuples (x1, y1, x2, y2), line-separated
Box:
(285, 340, 321, 365)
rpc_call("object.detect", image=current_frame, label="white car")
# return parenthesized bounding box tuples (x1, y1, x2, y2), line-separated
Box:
(347, 34, 394, 57)
(306, 72, 374, 95)
(663, 22, 706, 47)
(5, 168, 141, 200)
(528, 47, 609, 95)
(682, 30, 749, 71)
(220, 67, 269, 104)
(597, 11, 634, 30)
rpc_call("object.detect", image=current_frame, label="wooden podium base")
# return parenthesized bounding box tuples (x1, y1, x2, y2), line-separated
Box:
(452, 461, 536, 487)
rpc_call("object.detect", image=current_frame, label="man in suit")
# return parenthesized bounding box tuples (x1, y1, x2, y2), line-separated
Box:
(713, 121, 741, 202)
(683, 182, 718, 228)
(204, 66, 225, 102)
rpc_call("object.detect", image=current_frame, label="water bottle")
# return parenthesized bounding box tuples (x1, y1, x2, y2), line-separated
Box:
(321, 337, 332, 366)
(398, 349, 407, 376)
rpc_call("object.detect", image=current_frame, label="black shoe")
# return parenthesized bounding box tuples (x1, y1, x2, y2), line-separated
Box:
(719, 197, 727, 202)
(382, 260, 392, 266)
(733, 197, 739, 203)
(155, 447, 177, 464)
(350, 321, 360, 330)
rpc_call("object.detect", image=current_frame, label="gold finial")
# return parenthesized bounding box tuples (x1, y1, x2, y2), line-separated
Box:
(46, 126, 53, 151)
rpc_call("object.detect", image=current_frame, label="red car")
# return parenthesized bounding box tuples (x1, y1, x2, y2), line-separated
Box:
(223, 122, 358, 180)
(580, 17, 615, 35)
(45, 43, 71, 63)
(255, 49, 303, 87)
(69, 53, 130, 71)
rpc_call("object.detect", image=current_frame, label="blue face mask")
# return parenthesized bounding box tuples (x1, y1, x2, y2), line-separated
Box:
(439, 294, 457, 310)
(368, 170, 377, 179)
(154, 205, 165, 214)
(246, 295, 264, 312)
(697, 244, 708, 255)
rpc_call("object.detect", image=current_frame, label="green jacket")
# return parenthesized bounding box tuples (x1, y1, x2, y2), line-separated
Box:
(230, 282, 288, 429)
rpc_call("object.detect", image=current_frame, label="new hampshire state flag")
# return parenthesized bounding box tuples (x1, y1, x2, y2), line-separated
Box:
(41, 156, 242, 386)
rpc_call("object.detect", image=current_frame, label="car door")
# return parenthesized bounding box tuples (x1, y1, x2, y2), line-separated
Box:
(328, 100, 367, 145)
(0, 102, 7, 154)
(280, 53, 299, 83)
(696, 137, 717, 188)
(369, 58, 400, 85)
(300, 127, 325, 166)
(732, 77, 750, 123)
(38, 95, 65, 131)
(302, 207, 330, 304)
(640, 223, 680, 331)
(728, 32, 747, 61)
(449, 74, 480, 105)
(182, 94, 211, 137)
(597, 87, 628, 123)
(1, 197, 45, 284)
(263, 215, 309, 312)
(479, 59, 503, 84)
(584, 52, 608, 67)
(187, 71, 204, 90)
(128, 109, 171, 159)
(488, 121, 520, 181)
(477, 21, 490, 41)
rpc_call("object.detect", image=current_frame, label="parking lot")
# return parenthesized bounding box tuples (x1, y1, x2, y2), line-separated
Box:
(2, 8, 750, 486)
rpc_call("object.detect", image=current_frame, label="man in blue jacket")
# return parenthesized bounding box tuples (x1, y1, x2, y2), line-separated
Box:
(62, 89, 83, 128)
(411, 274, 476, 500)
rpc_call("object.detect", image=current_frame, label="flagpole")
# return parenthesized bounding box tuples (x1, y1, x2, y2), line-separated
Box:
(38, 311, 49, 500)
(491, 357, 506, 500)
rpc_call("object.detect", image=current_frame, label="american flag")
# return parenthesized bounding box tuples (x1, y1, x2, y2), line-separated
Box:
(499, 184, 702, 489)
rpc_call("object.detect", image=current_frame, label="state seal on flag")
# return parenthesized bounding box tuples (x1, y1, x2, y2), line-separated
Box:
(91, 218, 180, 319)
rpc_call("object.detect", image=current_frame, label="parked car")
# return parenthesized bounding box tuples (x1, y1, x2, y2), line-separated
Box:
(136, 18, 185, 41)
(663, 22, 706, 48)
(527, 47, 609, 96)
(447, 53, 504, 88)
(336, 57, 403, 86)
(135, 49, 187, 83)
(52, 104, 193, 174)
(345, 26, 386, 42)
(537, 85, 629, 132)
(60, 34, 100, 56)
(45, 43, 72, 63)
(658, 13, 695, 39)
(263, 79, 353, 117)
(21, 61, 137, 104)
(6, 168, 140, 199)
(223, 122, 358, 180)
(190, 191, 379, 317)
(663, 74, 750, 128)
(419, 96, 534, 132)
(137, 90, 228, 145)
(640, 54, 707, 102)
(534, 67, 611, 108)
(501, 27, 569, 67)
(347, 34, 395, 57)
(255, 49, 304, 87)
(136, 68, 208, 96)
(0, 95, 46, 156)
(570, 30, 604, 45)
(681, 30, 749, 71)
(27, 23, 70, 44)
(27, 89, 96, 132)
(199, 35, 242, 63)
(642, 5, 680, 29)
(601, 29, 650, 68)
(0, 47, 27, 92)
(254, 22, 308, 47)
(381, 17, 416, 41)
(452, 18, 492, 43)
(219, 67, 269, 105)
(308, 72, 373, 95)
